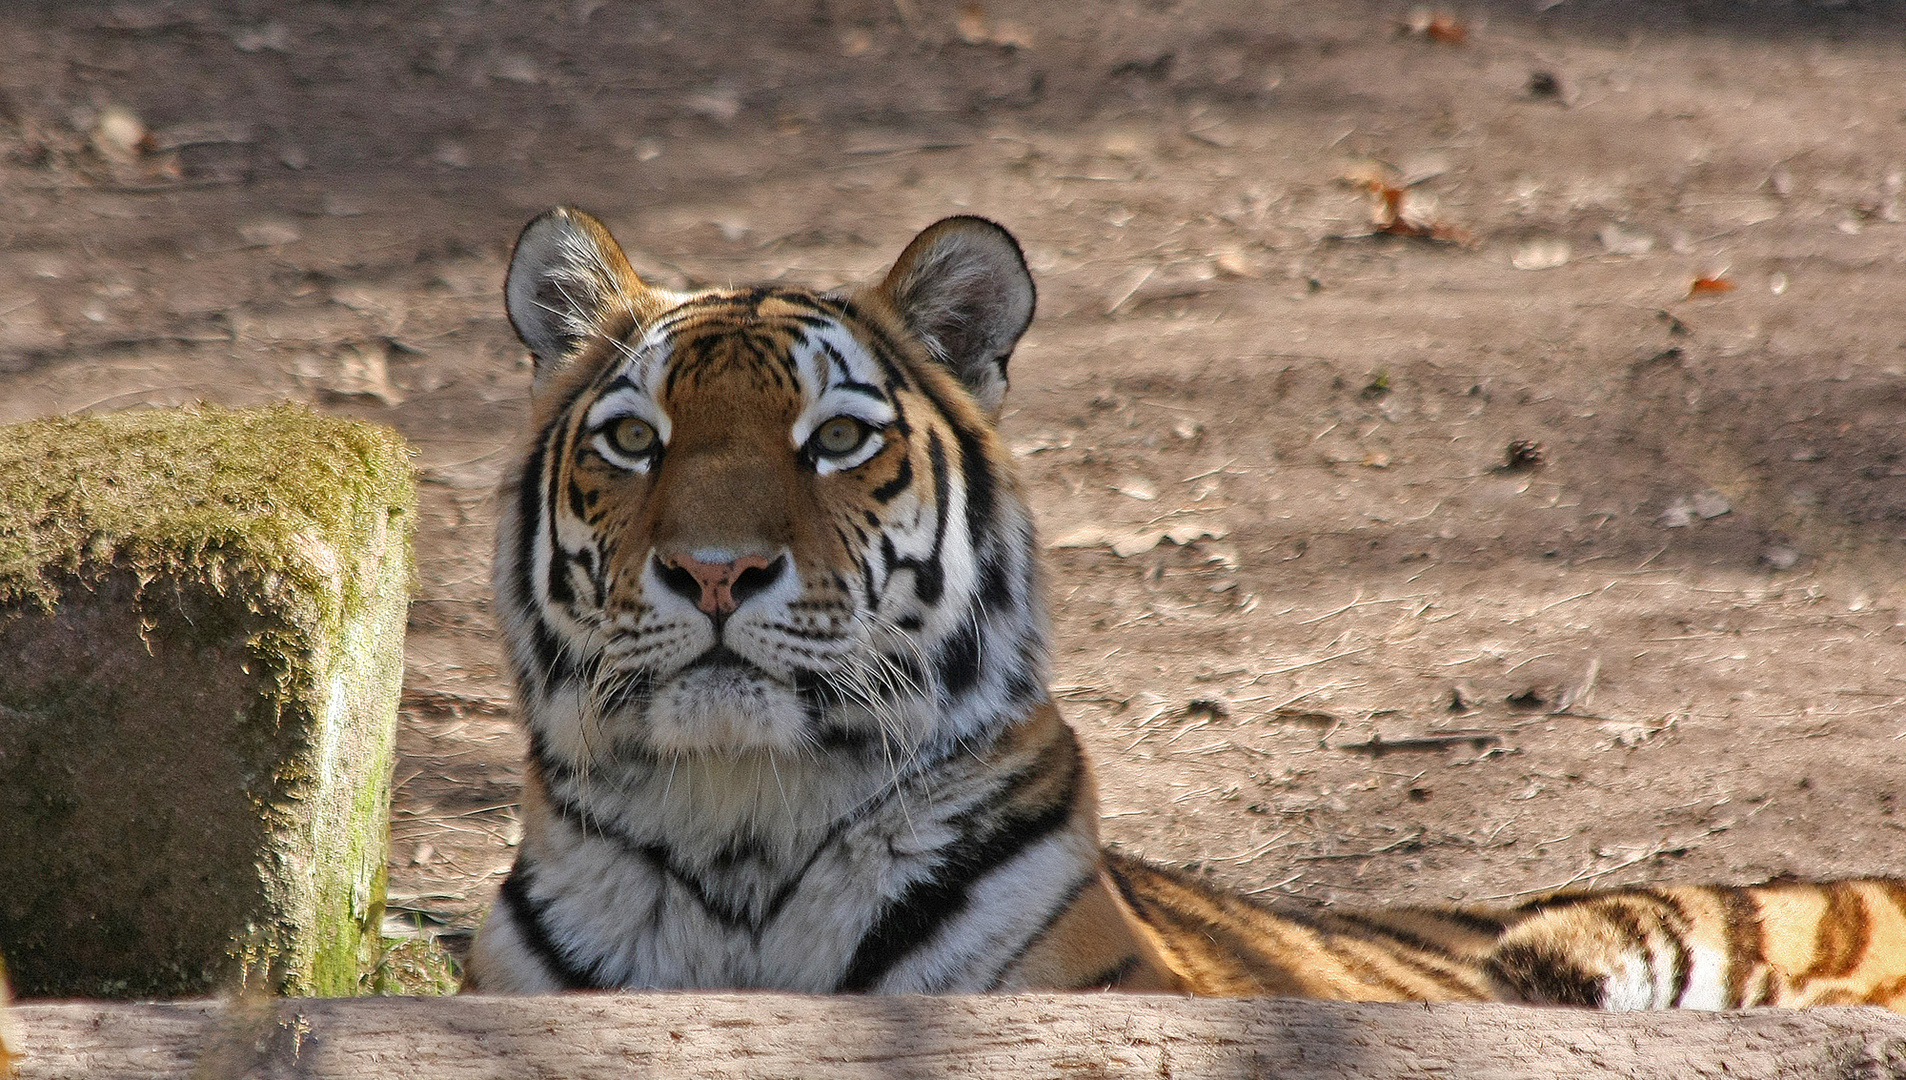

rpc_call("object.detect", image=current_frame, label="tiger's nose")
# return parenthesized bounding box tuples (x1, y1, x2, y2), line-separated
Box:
(656, 551, 786, 615)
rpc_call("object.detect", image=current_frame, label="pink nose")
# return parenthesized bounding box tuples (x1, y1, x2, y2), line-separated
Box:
(662, 553, 779, 615)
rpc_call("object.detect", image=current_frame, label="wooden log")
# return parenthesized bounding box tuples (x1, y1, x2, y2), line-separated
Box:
(11, 994, 1906, 1080)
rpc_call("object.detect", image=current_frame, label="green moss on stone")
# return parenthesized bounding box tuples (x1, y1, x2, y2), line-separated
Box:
(0, 402, 413, 618)
(0, 404, 415, 999)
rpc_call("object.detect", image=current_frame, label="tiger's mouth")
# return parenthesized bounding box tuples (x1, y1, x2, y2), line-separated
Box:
(683, 643, 763, 675)
(621, 634, 928, 760)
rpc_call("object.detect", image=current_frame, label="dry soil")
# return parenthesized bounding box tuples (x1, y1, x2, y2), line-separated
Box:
(5, 0, 1906, 977)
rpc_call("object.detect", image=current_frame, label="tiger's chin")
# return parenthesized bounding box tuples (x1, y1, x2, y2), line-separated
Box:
(643, 665, 815, 756)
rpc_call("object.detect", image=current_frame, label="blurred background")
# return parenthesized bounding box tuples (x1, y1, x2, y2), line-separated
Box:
(6, 0, 1906, 987)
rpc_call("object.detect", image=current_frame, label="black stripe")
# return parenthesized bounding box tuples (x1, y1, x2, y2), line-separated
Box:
(1603, 901, 1654, 1004)
(1323, 911, 1473, 962)
(541, 423, 575, 612)
(815, 336, 852, 382)
(1644, 890, 1695, 1007)
(831, 296, 918, 393)
(508, 437, 579, 692)
(545, 795, 755, 930)
(976, 550, 1012, 610)
(880, 433, 947, 606)
(525, 727, 577, 790)
(524, 615, 576, 690)
(597, 667, 655, 716)
(981, 868, 1097, 991)
(499, 865, 604, 989)
(598, 372, 641, 396)
(920, 429, 951, 601)
(1718, 886, 1765, 1007)
(950, 418, 997, 556)
(859, 543, 881, 607)
(871, 453, 914, 503)
(1429, 907, 1511, 938)
(937, 619, 983, 697)
(1515, 891, 1604, 916)
(836, 772, 1079, 991)
(545, 790, 871, 935)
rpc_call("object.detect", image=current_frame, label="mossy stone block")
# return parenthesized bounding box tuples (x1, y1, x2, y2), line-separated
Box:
(0, 404, 414, 998)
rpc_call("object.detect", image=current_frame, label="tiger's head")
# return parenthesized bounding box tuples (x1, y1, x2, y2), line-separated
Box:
(498, 209, 1047, 808)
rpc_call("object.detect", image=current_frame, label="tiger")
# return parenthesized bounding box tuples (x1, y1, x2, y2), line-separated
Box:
(466, 206, 1906, 1011)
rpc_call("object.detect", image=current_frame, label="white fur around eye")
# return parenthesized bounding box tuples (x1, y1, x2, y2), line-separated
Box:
(793, 390, 895, 475)
(811, 428, 886, 475)
(592, 429, 656, 473)
(584, 389, 672, 473)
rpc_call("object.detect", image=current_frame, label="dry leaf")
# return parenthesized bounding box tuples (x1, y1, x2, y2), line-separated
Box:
(238, 220, 302, 247)
(1598, 224, 1654, 256)
(1345, 160, 1471, 243)
(1511, 239, 1571, 271)
(1048, 523, 1229, 558)
(91, 105, 152, 164)
(990, 19, 1035, 49)
(328, 344, 405, 406)
(1402, 8, 1467, 44)
(956, 3, 989, 44)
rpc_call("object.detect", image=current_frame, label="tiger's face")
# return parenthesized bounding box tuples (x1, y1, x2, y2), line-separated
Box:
(499, 210, 1046, 788)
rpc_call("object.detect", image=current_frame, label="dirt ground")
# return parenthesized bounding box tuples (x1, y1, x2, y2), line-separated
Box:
(6, 0, 1906, 980)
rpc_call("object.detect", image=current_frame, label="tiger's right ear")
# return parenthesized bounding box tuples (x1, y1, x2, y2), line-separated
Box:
(505, 207, 665, 382)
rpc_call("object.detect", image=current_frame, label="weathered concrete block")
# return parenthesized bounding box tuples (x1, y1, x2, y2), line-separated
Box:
(0, 404, 414, 998)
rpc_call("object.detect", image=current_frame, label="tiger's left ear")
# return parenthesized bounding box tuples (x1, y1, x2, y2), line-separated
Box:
(868, 216, 1035, 416)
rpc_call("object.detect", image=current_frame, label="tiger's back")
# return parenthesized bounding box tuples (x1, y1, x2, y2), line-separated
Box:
(467, 206, 1906, 1013)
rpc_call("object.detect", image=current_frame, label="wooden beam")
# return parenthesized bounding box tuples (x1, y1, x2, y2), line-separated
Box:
(12, 994, 1906, 1080)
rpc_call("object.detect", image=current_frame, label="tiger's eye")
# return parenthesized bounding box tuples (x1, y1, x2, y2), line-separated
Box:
(608, 417, 658, 457)
(813, 416, 867, 457)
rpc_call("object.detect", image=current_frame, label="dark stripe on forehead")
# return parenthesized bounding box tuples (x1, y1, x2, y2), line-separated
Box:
(662, 324, 796, 394)
(831, 296, 918, 394)
(815, 336, 851, 381)
(598, 372, 644, 398)
(813, 336, 890, 401)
